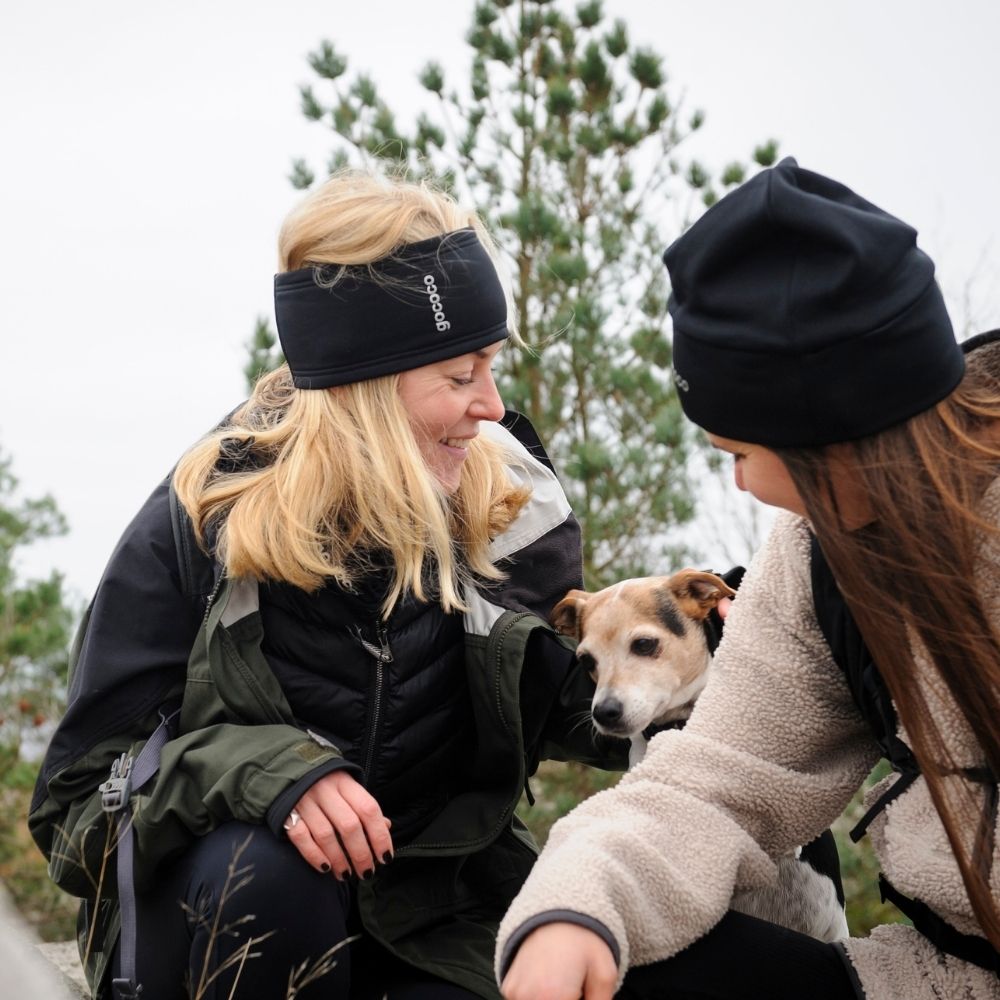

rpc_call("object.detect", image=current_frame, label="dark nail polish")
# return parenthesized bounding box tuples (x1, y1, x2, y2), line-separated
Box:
(362, 868, 374, 881)
(320, 862, 331, 873)
(382, 851, 393, 864)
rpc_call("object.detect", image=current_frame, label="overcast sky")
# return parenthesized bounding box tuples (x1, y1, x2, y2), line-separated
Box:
(4, 0, 999, 601)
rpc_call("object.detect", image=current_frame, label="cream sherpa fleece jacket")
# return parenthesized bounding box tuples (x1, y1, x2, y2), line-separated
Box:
(496, 511, 1000, 999)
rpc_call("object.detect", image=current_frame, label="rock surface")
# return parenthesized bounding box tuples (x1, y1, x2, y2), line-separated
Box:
(0, 887, 86, 997)
(37, 939, 90, 997)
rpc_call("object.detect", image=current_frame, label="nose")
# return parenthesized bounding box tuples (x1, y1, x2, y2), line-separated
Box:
(470, 370, 505, 421)
(592, 697, 625, 729)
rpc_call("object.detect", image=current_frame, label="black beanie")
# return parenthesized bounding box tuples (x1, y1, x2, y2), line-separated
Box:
(664, 157, 964, 447)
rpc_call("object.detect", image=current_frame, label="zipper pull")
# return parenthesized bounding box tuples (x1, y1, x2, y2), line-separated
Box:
(375, 621, 393, 664)
(352, 622, 393, 664)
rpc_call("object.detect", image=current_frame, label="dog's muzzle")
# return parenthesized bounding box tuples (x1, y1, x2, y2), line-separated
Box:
(592, 696, 629, 734)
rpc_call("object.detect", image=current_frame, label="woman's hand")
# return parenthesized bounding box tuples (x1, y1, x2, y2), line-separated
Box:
(501, 922, 618, 1000)
(284, 769, 393, 879)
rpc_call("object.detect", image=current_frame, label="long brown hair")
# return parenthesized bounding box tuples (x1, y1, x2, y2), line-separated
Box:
(777, 340, 1000, 949)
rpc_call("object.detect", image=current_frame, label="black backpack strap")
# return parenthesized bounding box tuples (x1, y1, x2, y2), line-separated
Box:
(811, 535, 1000, 975)
(103, 481, 214, 997)
(99, 707, 180, 999)
(168, 478, 216, 604)
(809, 535, 920, 841)
(879, 875, 1000, 977)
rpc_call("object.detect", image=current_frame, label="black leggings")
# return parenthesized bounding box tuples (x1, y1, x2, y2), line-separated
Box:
(617, 910, 863, 1000)
(111, 822, 479, 999)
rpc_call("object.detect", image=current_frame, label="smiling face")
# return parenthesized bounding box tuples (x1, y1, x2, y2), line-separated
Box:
(397, 342, 506, 494)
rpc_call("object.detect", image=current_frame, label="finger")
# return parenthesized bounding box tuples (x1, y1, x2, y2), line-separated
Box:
(319, 794, 383, 878)
(283, 806, 346, 876)
(582, 969, 617, 1000)
(338, 779, 395, 863)
(581, 942, 618, 1000)
(297, 780, 381, 878)
(294, 799, 354, 878)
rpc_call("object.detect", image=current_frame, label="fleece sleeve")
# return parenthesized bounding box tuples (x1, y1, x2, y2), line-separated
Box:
(496, 513, 881, 984)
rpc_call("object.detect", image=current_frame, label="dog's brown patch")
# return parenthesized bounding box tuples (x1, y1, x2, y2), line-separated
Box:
(670, 570, 736, 621)
(549, 589, 590, 640)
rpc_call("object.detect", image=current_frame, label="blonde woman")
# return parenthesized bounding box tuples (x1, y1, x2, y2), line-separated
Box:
(30, 172, 625, 1000)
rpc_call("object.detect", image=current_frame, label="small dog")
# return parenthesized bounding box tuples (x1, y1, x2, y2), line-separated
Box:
(550, 569, 849, 942)
(550, 570, 734, 767)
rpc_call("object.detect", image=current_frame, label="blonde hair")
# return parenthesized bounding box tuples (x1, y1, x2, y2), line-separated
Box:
(173, 171, 529, 614)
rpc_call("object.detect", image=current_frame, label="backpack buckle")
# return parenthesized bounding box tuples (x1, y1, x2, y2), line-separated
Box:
(99, 752, 134, 813)
(111, 976, 144, 999)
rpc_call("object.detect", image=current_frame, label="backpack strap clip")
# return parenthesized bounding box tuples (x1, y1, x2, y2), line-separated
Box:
(110, 978, 144, 1000)
(105, 707, 180, 1000)
(98, 753, 134, 813)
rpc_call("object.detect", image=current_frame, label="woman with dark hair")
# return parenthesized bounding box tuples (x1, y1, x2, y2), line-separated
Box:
(497, 158, 1000, 999)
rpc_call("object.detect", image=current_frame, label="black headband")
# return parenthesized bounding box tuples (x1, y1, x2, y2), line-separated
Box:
(273, 227, 509, 389)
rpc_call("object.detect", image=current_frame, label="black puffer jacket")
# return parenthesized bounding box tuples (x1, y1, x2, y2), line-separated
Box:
(260, 576, 474, 842)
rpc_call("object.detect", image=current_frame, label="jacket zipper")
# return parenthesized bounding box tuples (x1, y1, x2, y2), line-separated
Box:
(202, 574, 224, 625)
(353, 620, 393, 783)
(397, 609, 530, 856)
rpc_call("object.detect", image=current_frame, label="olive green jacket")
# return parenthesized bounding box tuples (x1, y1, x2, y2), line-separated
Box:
(29, 419, 626, 999)
(33, 573, 620, 997)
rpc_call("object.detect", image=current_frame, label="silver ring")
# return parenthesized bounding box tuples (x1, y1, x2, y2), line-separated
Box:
(283, 809, 301, 831)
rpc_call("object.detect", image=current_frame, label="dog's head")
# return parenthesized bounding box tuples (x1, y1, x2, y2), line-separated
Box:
(550, 570, 736, 740)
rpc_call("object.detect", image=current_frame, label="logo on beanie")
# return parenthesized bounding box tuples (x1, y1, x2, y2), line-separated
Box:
(673, 368, 690, 392)
(423, 274, 451, 332)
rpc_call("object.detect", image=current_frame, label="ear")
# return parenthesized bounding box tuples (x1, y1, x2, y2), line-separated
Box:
(549, 590, 591, 639)
(669, 570, 737, 620)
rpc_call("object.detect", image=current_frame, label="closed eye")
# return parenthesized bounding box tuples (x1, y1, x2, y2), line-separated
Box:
(630, 637, 660, 657)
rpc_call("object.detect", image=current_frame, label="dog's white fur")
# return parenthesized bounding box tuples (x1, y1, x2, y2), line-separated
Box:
(550, 570, 849, 942)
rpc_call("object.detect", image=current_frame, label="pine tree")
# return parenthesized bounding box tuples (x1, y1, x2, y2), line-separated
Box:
(0, 450, 73, 761)
(258, 0, 778, 584)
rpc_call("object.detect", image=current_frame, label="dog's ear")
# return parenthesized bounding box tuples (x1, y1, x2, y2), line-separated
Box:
(669, 570, 737, 621)
(549, 590, 590, 639)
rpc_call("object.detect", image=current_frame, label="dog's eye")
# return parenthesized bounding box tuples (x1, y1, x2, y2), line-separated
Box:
(630, 637, 660, 657)
(578, 651, 597, 677)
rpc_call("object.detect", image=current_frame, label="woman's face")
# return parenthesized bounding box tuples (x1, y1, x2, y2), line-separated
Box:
(706, 433, 807, 516)
(397, 342, 506, 494)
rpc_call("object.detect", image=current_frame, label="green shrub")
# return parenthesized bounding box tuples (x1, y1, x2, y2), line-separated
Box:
(0, 759, 78, 941)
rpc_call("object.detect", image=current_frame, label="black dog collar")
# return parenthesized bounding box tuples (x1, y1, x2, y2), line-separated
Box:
(274, 228, 509, 389)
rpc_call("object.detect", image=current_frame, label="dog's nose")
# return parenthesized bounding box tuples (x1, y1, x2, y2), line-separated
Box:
(593, 697, 625, 728)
